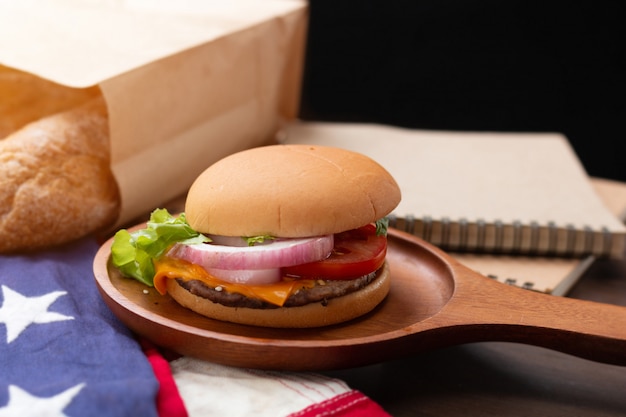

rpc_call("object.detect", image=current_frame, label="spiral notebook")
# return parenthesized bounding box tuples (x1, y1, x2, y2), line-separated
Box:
(454, 178, 626, 295)
(282, 122, 626, 260)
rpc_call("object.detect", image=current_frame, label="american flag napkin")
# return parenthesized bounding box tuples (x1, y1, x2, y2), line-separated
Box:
(0, 237, 390, 417)
(169, 356, 391, 417)
(0, 237, 159, 417)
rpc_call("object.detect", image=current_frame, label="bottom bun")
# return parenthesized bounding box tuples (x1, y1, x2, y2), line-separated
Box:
(166, 262, 391, 328)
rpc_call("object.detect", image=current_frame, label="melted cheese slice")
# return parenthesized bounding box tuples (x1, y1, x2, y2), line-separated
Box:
(153, 257, 315, 307)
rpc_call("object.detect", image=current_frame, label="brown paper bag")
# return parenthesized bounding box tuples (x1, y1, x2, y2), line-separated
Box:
(0, 0, 307, 225)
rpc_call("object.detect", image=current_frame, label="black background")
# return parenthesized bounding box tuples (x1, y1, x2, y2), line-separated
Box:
(299, 1, 626, 181)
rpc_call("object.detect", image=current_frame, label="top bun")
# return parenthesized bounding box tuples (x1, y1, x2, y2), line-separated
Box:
(185, 144, 401, 237)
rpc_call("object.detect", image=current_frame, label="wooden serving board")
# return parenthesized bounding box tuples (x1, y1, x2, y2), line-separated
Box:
(93, 228, 626, 371)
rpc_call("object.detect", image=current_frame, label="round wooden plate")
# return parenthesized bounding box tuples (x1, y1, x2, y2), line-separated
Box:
(93, 228, 626, 371)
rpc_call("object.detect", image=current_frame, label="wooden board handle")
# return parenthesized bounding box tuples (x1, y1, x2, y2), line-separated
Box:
(438, 260, 626, 365)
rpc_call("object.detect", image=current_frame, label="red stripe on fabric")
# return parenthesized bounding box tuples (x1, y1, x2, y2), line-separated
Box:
(140, 340, 188, 417)
(288, 390, 391, 417)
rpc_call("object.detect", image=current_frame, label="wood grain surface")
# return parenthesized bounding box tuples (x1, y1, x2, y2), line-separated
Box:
(94, 227, 626, 371)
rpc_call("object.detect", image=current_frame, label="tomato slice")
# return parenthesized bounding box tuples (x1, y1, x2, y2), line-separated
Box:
(282, 224, 387, 280)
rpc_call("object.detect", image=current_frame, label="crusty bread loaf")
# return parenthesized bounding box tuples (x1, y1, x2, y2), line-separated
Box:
(0, 95, 120, 252)
(185, 144, 401, 237)
(166, 262, 391, 328)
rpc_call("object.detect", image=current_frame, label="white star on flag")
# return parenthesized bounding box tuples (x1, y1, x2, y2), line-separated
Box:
(0, 285, 74, 343)
(0, 384, 85, 417)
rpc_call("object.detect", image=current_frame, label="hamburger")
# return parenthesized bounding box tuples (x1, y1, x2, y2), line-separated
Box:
(111, 144, 401, 327)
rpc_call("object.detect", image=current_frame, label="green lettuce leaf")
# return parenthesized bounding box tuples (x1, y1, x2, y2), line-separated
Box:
(110, 208, 209, 286)
(375, 217, 389, 236)
(243, 235, 276, 246)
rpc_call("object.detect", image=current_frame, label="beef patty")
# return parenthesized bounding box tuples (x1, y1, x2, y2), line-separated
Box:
(174, 269, 380, 309)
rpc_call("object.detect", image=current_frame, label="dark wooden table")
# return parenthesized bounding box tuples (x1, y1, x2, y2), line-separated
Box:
(324, 257, 626, 416)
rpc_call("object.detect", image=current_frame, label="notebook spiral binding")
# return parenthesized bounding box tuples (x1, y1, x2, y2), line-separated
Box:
(489, 274, 536, 291)
(387, 214, 615, 257)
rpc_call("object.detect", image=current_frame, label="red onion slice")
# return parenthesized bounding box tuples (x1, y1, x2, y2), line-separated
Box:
(205, 267, 281, 285)
(167, 234, 334, 271)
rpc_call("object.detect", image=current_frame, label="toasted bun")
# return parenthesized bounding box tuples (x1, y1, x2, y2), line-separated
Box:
(166, 262, 391, 328)
(185, 144, 401, 237)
